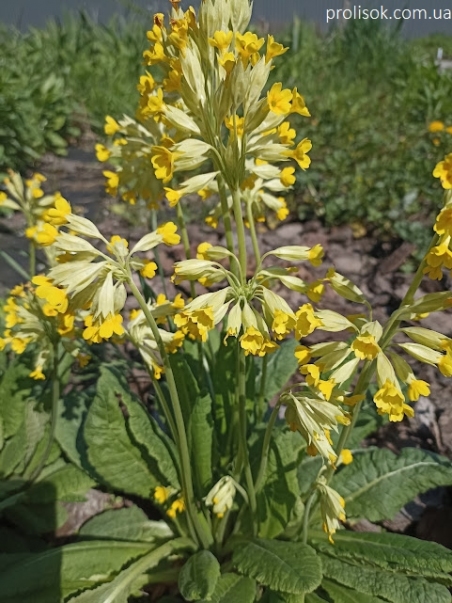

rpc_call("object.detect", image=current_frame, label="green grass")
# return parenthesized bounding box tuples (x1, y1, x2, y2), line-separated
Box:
(273, 18, 452, 254)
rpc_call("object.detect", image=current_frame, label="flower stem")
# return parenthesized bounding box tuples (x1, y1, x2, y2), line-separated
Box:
(235, 346, 257, 529)
(246, 199, 261, 263)
(29, 344, 60, 482)
(231, 188, 247, 283)
(128, 277, 213, 549)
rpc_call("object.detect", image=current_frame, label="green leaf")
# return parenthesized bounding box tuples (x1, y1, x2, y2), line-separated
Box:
(84, 367, 159, 497)
(320, 554, 452, 603)
(332, 448, 452, 521)
(124, 390, 179, 490)
(233, 539, 322, 595)
(178, 550, 221, 601)
(256, 428, 303, 538)
(26, 463, 94, 504)
(0, 540, 155, 602)
(257, 339, 299, 401)
(0, 359, 32, 439)
(344, 404, 386, 449)
(188, 392, 213, 496)
(66, 538, 190, 603)
(305, 594, 329, 603)
(311, 531, 452, 583)
(298, 455, 323, 498)
(56, 389, 92, 472)
(323, 579, 387, 603)
(199, 573, 256, 603)
(79, 507, 173, 543)
(169, 354, 200, 425)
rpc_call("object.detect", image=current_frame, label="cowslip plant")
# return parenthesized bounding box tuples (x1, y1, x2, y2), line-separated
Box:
(2, 1, 452, 602)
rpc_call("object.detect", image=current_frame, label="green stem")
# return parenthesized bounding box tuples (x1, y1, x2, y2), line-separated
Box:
(153, 377, 178, 443)
(246, 199, 261, 263)
(236, 346, 257, 528)
(128, 277, 213, 549)
(217, 177, 235, 257)
(29, 344, 60, 482)
(255, 401, 281, 493)
(379, 232, 438, 350)
(150, 210, 168, 299)
(301, 491, 318, 545)
(231, 188, 247, 283)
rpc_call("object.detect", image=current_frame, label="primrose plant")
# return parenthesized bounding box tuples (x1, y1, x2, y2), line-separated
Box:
(2, 0, 452, 601)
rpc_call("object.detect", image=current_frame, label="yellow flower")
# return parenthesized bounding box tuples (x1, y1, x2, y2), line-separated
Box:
(301, 363, 321, 387)
(433, 153, 452, 189)
(33, 275, 68, 314)
(208, 30, 233, 53)
(157, 222, 180, 245)
(271, 310, 295, 340)
(340, 449, 353, 465)
(351, 334, 381, 360)
(308, 244, 324, 267)
(294, 303, 322, 338)
(278, 122, 296, 145)
(218, 52, 236, 74)
(294, 345, 311, 365)
(307, 281, 325, 303)
(287, 138, 312, 170)
(174, 308, 214, 342)
(154, 486, 172, 504)
(290, 88, 310, 117)
(407, 378, 430, 401)
(267, 82, 292, 116)
(103, 170, 119, 196)
(104, 115, 121, 136)
(44, 193, 72, 226)
(240, 326, 264, 356)
(224, 114, 245, 138)
(30, 366, 46, 380)
(374, 379, 413, 422)
(276, 198, 289, 221)
(95, 144, 111, 162)
(146, 88, 165, 114)
(196, 242, 212, 259)
(438, 353, 452, 377)
(140, 261, 158, 279)
(163, 187, 182, 207)
(26, 223, 59, 246)
(137, 72, 155, 95)
(428, 120, 445, 133)
(265, 34, 288, 62)
(83, 314, 125, 343)
(280, 166, 296, 187)
(434, 206, 452, 238)
(317, 478, 346, 543)
(167, 497, 185, 518)
(235, 31, 264, 63)
(143, 42, 167, 65)
(151, 146, 177, 183)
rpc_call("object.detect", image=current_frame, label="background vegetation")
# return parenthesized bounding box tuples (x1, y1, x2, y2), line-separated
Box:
(1, 12, 452, 251)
